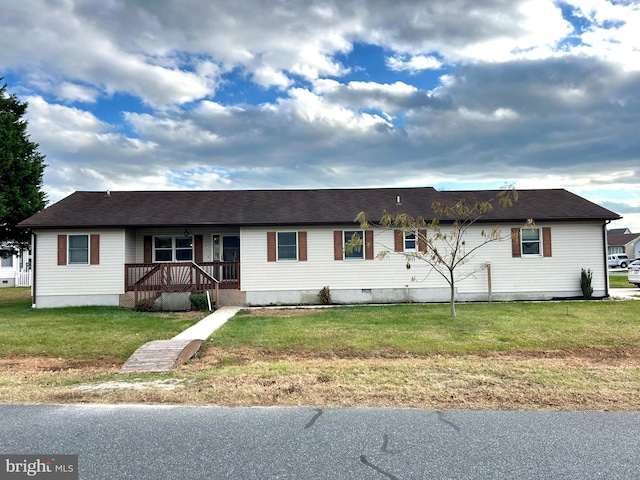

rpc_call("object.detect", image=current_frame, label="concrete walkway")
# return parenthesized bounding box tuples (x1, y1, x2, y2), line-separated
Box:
(609, 288, 640, 300)
(120, 306, 242, 373)
(172, 306, 242, 340)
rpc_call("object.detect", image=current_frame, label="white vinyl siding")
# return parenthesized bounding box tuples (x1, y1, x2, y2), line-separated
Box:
(124, 229, 137, 263)
(35, 229, 125, 296)
(240, 222, 608, 298)
(241, 227, 444, 291)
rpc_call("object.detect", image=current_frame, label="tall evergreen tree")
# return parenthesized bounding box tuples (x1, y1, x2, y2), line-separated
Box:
(0, 79, 47, 255)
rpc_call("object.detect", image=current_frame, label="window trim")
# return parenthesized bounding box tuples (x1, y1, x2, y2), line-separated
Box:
(521, 227, 542, 257)
(404, 231, 417, 252)
(344, 230, 364, 260)
(276, 231, 298, 262)
(68, 234, 90, 265)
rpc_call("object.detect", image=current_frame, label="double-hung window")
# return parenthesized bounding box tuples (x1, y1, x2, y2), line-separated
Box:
(68, 234, 89, 264)
(404, 231, 417, 252)
(154, 236, 193, 262)
(277, 232, 297, 261)
(521, 228, 541, 256)
(344, 230, 364, 259)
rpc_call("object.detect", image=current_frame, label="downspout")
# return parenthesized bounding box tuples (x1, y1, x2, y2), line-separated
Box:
(603, 221, 610, 298)
(31, 231, 37, 308)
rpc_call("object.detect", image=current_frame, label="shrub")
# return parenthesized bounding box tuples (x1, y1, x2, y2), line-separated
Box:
(135, 298, 157, 312)
(190, 293, 209, 311)
(317, 286, 332, 305)
(581, 268, 594, 300)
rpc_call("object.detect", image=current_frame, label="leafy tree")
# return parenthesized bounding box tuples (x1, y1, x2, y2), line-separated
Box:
(351, 188, 519, 317)
(0, 79, 47, 255)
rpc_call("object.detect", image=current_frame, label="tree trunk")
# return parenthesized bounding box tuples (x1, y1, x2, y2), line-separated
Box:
(449, 273, 457, 318)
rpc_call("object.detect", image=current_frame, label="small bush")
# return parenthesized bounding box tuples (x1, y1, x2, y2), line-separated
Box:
(317, 286, 332, 305)
(190, 293, 209, 311)
(581, 268, 594, 300)
(135, 298, 157, 312)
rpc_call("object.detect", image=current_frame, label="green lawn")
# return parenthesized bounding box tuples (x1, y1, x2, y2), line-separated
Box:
(210, 300, 640, 355)
(610, 274, 636, 288)
(0, 288, 202, 360)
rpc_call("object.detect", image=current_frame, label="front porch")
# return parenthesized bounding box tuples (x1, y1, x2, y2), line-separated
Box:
(124, 261, 241, 307)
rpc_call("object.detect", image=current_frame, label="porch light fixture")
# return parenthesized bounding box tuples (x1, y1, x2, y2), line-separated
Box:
(184, 229, 189, 237)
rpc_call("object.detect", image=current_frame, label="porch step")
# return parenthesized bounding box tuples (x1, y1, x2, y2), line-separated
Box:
(120, 339, 203, 373)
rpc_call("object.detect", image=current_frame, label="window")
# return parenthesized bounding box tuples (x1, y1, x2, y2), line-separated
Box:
(68, 235, 89, 264)
(1, 254, 13, 267)
(154, 236, 193, 262)
(277, 232, 297, 261)
(344, 230, 364, 259)
(521, 228, 541, 256)
(175, 236, 193, 261)
(404, 231, 417, 252)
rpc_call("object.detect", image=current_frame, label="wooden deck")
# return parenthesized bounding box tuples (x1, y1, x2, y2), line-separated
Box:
(120, 339, 203, 373)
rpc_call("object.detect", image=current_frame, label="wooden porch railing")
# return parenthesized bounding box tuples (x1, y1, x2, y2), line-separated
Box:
(126, 262, 235, 304)
(125, 262, 240, 299)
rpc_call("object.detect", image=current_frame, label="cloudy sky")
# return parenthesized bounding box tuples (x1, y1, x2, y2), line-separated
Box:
(1, 0, 639, 231)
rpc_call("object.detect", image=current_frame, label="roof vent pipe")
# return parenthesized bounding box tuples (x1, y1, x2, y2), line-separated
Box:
(396, 195, 401, 205)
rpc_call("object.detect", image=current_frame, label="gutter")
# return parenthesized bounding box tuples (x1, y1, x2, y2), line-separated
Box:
(31, 231, 37, 308)
(603, 221, 611, 298)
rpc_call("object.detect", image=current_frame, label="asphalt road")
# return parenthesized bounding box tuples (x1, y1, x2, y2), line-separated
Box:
(1, 404, 639, 479)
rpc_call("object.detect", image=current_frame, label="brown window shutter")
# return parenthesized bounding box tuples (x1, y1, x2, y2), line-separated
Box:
(57, 235, 67, 265)
(144, 236, 152, 263)
(542, 227, 552, 257)
(511, 228, 521, 257)
(333, 231, 343, 260)
(267, 232, 276, 262)
(394, 230, 403, 252)
(298, 231, 307, 261)
(90, 234, 100, 265)
(418, 229, 427, 253)
(194, 235, 203, 263)
(365, 230, 374, 260)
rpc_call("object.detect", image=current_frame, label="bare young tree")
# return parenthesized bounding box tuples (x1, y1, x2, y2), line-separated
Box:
(350, 188, 519, 317)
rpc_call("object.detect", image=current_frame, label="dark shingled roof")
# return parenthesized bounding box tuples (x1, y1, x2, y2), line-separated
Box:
(17, 187, 621, 229)
(607, 233, 640, 247)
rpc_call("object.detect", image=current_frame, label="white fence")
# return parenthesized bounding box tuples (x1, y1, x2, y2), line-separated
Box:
(14, 271, 31, 287)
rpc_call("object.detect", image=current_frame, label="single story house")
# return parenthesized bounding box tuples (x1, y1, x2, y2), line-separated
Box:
(607, 233, 640, 259)
(17, 187, 620, 308)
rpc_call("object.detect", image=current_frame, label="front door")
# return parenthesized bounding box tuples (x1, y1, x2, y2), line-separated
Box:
(217, 235, 239, 282)
(222, 236, 240, 262)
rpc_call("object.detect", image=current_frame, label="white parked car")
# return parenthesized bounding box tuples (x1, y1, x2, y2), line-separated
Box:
(628, 260, 640, 287)
(608, 254, 631, 268)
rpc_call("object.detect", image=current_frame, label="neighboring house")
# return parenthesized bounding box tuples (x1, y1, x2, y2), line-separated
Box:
(17, 187, 620, 308)
(607, 233, 640, 259)
(0, 244, 31, 288)
(608, 228, 631, 236)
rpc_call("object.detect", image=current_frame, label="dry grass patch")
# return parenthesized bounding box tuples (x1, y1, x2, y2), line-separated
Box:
(3, 348, 639, 411)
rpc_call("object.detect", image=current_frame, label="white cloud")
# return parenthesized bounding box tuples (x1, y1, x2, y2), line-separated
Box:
(386, 55, 443, 73)
(3, 0, 640, 232)
(55, 82, 99, 103)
